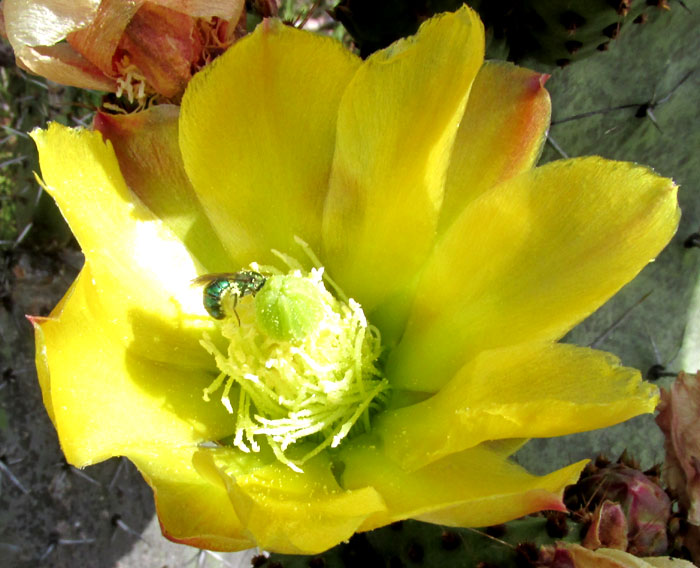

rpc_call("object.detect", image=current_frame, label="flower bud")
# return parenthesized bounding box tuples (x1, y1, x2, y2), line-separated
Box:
(573, 462, 670, 555)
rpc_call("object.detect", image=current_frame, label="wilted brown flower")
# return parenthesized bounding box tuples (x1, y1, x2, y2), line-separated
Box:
(656, 371, 700, 525)
(2, 0, 247, 101)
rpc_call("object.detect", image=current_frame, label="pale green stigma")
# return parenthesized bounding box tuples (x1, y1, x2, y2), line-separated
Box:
(255, 274, 325, 342)
(199, 261, 388, 472)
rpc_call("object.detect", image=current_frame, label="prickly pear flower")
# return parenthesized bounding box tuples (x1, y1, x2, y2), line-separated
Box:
(2, 0, 246, 101)
(30, 7, 679, 554)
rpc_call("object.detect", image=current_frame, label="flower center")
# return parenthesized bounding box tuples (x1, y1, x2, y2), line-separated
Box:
(198, 256, 388, 471)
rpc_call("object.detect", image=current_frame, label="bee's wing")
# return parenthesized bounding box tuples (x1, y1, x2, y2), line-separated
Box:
(191, 273, 239, 286)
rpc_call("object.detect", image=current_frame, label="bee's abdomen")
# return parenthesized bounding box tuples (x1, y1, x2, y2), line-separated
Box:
(203, 280, 233, 319)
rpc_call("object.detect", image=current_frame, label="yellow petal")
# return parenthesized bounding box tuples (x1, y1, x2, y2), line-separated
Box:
(94, 105, 231, 272)
(439, 61, 551, 231)
(340, 439, 586, 531)
(322, 6, 484, 313)
(390, 157, 680, 392)
(32, 122, 215, 369)
(377, 342, 658, 471)
(32, 266, 235, 467)
(131, 446, 253, 552)
(180, 19, 361, 267)
(196, 446, 386, 554)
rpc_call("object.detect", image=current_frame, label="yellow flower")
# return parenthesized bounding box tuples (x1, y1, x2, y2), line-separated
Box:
(30, 7, 679, 555)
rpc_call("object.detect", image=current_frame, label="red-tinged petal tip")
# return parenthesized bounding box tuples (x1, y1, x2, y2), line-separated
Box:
(537, 72, 551, 88)
(93, 108, 152, 139)
(526, 72, 550, 93)
(26, 314, 52, 327)
(93, 110, 116, 137)
(159, 523, 239, 553)
(536, 493, 569, 514)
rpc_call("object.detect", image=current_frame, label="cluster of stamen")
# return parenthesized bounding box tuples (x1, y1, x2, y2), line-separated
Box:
(114, 57, 148, 103)
(199, 259, 388, 471)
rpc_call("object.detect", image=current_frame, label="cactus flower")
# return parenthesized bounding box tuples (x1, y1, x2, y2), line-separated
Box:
(1, 0, 246, 101)
(30, 7, 679, 555)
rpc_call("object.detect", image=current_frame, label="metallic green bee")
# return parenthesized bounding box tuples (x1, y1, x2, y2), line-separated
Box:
(192, 271, 267, 323)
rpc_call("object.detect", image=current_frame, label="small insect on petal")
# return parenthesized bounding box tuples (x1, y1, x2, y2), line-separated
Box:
(192, 271, 267, 323)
